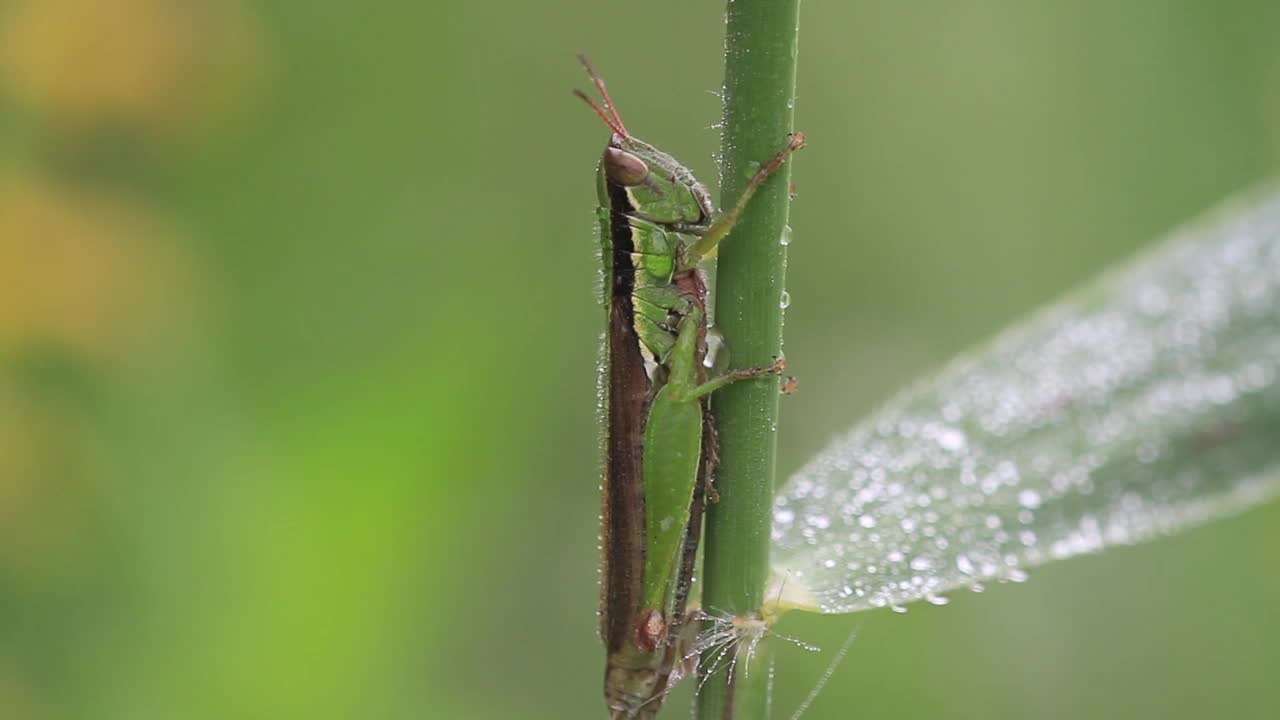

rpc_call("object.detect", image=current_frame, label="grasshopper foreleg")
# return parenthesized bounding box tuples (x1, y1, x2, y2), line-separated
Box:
(685, 133, 806, 264)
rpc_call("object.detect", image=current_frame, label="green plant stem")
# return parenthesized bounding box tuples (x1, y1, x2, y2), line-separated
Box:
(698, 1, 801, 719)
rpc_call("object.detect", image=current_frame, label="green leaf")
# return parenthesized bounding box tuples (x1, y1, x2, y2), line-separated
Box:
(770, 184, 1280, 615)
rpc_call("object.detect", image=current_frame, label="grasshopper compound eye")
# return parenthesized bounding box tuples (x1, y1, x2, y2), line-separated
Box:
(603, 147, 649, 186)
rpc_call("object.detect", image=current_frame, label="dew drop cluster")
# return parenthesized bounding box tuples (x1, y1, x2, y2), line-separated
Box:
(772, 186, 1280, 614)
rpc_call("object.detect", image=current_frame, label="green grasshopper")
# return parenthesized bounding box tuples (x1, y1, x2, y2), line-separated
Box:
(575, 55, 804, 720)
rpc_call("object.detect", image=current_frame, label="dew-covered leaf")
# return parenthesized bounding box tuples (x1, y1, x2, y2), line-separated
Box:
(770, 185, 1280, 614)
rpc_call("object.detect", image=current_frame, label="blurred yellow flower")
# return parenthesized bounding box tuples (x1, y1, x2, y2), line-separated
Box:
(0, 176, 196, 361)
(0, 0, 265, 137)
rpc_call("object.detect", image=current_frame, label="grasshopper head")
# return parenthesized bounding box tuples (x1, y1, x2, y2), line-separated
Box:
(575, 55, 714, 225)
(601, 135, 713, 225)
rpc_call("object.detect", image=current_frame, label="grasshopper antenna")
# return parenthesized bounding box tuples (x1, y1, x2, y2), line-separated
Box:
(574, 53, 630, 138)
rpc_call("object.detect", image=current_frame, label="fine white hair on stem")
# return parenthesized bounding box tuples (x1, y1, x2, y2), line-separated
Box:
(687, 608, 824, 709)
(766, 654, 777, 720)
(686, 607, 858, 720)
(788, 625, 859, 720)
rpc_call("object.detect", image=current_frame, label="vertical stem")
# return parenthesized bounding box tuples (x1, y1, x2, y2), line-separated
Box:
(699, 1, 801, 719)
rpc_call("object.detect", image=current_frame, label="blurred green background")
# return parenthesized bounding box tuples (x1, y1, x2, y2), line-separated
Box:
(1, 1, 1278, 718)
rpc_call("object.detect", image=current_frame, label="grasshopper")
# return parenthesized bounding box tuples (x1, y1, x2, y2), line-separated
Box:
(576, 55, 804, 719)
